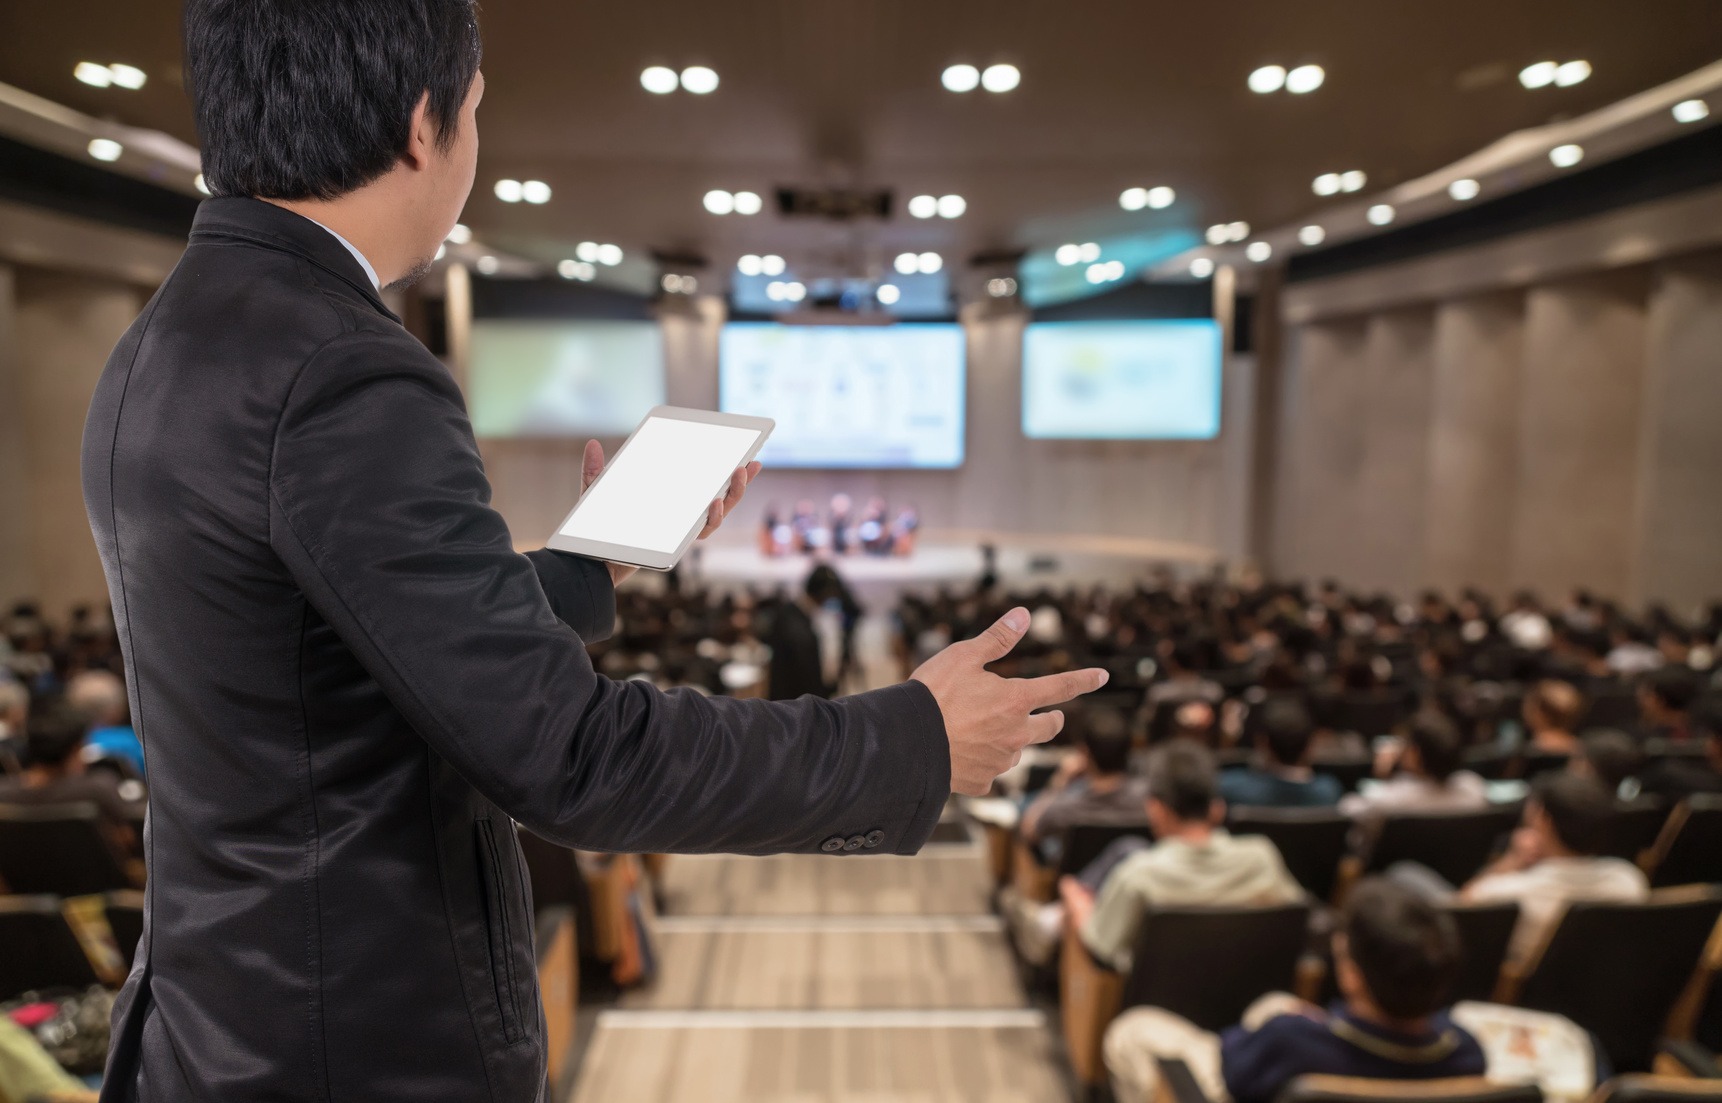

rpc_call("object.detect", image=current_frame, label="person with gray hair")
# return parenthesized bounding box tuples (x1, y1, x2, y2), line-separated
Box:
(66, 669, 143, 777)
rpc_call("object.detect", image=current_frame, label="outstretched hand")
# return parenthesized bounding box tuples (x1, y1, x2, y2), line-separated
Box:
(582, 439, 762, 587)
(912, 607, 1110, 796)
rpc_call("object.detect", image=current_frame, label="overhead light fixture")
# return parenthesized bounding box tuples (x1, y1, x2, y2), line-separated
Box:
(597, 244, 624, 266)
(1085, 260, 1126, 284)
(733, 191, 762, 215)
(87, 138, 122, 162)
(194, 173, 211, 196)
(1189, 257, 1215, 279)
(1519, 61, 1558, 89)
(941, 64, 980, 93)
(876, 284, 901, 305)
(1298, 225, 1326, 246)
(476, 256, 499, 275)
(1285, 65, 1325, 94)
(108, 63, 146, 90)
(1248, 65, 1286, 94)
(558, 259, 595, 281)
(1245, 241, 1273, 263)
(1554, 60, 1591, 87)
(1078, 242, 1101, 263)
(908, 194, 938, 219)
(937, 194, 966, 219)
(680, 66, 719, 94)
(640, 66, 679, 95)
(783, 281, 807, 303)
(559, 259, 578, 279)
(576, 241, 600, 262)
(1225, 221, 1249, 243)
(917, 251, 944, 274)
(74, 62, 112, 88)
(1448, 178, 1480, 201)
(1366, 203, 1395, 226)
(1312, 173, 1341, 196)
(1056, 243, 1082, 266)
(766, 281, 787, 302)
(987, 277, 1018, 298)
(1673, 99, 1710, 124)
(662, 274, 697, 295)
(1146, 186, 1175, 209)
(737, 254, 764, 276)
(1549, 143, 1584, 168)
(981, 64, 1020, 93)
(494, 179, 523, 203)
(447, 223, 472, 245)
(760, 254, 786, 276)
(704, 189, 735, 215)
(521, 180, 552, 204)
(1120, 187, 1149, 211)
(1339, 170, 1367, 193)
(1204, 224, 1229, 246)
(894, 252, 919, 275)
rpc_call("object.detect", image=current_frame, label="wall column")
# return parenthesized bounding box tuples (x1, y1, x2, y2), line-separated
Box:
(0, 265, 33, 605)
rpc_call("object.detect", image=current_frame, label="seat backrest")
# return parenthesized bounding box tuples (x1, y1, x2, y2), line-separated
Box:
(1364, 808, 1521, 886)
(104, 889, 146, 970)
(1590, 1074, 1722, 1103)
(1583, 686, 1642, 730)
(1445, 901, 1520, 1004)
(1056, 821, 1154, 879)
(0, 895, 101, 1000)
(1513, 887, 1722, 1072)
(1280, 1075, 1543, 1103)
(1121, 903, 1310, 1030)
(1603, 798, 1671, 864)
(1227, 807, 1350, 903)
(1648, 796, 1722, 888)
(1339, 691, 1409, 739)
(0, 801, 133, 897)
(1463, 746, 1515, 781)
(1312, 755, 1374, 795)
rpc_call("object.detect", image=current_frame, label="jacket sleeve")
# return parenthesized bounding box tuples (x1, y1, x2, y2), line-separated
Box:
(267, 333, 950, 855)
(524, 548, 616, 643)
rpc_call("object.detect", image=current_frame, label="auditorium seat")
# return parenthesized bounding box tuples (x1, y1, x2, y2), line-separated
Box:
(1514, 749, 1574, 781)
(1589, 1075, 1722, 1103)
(1012, 820, 1152, 903)
(1584, 685, 1643, 731)
(1059, 902, 1309, 1090)
(1645, 797, 1722, 888)
(1497, 887, 1722, 1072)
(1156, 1066, 1544, 1103)
(1606, 798, 1674, 865)
(1447, 901, 1521, 1004)
(0, 895, 102, 999)
(1358, 807, 1521, 887)
(105, 889, 145, 970)
(1337, 690, 1409, 739)
(0, 800, 138, 896)
(1227, 807, 1350, 904)
(1312, 753, 1374, 795)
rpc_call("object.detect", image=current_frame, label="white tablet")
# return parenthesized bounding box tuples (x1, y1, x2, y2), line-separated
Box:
(545, 406, 774, 571)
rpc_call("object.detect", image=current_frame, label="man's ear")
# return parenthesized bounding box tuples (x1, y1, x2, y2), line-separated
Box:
(402, 92, 434, 171)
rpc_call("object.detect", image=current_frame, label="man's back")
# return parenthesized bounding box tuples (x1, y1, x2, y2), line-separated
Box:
(1467, 855, 1650, 961)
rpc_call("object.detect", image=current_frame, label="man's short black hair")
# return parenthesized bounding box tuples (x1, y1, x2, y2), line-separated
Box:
(25, 698, 89, 769)
(186, 0, 483, 200)
(1083, 709, 1132, 776)
(1530, 770, 1616, 855)
(1340, 877, 1461, 1021)
(1407, 712, 1464, 782)
(1146, 742, 1216, 821)
(1578, 729, 1644, 793)
(1644, 667, 1701, 714)
(1257, 697, 1315, 766)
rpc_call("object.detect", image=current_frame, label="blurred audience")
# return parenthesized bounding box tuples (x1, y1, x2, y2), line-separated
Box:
(1020, 710, 1146, 852)
(1340, 712, 1487, 822)
(0, 697, 143, 854)
(1218, 697, 1341, 808)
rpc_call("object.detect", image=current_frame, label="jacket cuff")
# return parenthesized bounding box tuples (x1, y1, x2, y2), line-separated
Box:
(526, 549, 616, 643)
(879, 678, 952, 855)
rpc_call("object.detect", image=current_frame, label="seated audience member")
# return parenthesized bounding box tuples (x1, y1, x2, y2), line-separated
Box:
(1521, 679, 1584, 756)
(0, 677, 26, 762)
(0, 698, 144, 853)
(1168, 699, 1217, 745)
(1069, 743, 1304, 972)
(1220, 698, 1342, 808)
(1446, 772, 1648, 962)
(1340, 712, 1488, 823)
(1638, 698, 1722, 800)
(1501, 592, 1553, 651)
(1638, 666, 1701, 744)
(1569, 728, 1646, 799)
(1020, 710, 1147, 853)
(1103, 877, 1486, 1103)
(1147, 645, 1223, 711)
(67, 669, 144, 776)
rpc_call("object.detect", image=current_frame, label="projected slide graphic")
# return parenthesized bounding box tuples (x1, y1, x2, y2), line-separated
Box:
(1022, 320, 1223, 440)
(720, 323, 966, 468)
(468, 319, 666, 438)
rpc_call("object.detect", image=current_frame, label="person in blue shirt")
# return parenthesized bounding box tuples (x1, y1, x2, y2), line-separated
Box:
(1219, 697, 1342, 808)
(1104, 876, 1486, 1103)
(67, 670, 144, 778)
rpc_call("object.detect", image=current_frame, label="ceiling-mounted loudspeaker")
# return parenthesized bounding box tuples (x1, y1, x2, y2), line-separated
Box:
(775, 186, 894, 221)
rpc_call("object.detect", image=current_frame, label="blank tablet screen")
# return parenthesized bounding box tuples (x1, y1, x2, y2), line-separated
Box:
(557, 416, 763, 555)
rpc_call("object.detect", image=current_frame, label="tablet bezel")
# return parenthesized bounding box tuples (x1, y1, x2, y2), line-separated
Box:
(544, 406, 775, 571)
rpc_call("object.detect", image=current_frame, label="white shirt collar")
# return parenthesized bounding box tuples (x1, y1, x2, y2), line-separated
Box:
(305, 216, 381, 292)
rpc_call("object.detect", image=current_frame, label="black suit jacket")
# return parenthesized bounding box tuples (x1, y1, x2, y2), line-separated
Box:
(82, 198, 949, 1102)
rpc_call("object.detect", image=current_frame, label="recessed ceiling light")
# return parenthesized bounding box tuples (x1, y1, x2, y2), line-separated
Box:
(494, 179, 523, 203)
(1554, 60, 1591, 87)
(1519, 61, 1558, 89)
(680, 66, 719, 94)
(1285, 65, 1325, 94)
(107, 63, 146, 90)
(981, 64, 1020, 93)
(87, 138, 122, 162)
(1366, 203, 1395, 226)
(1078, 242, 1101, 263)
(476, 256, 499, 275)
(733, 191, 762, 215)
(941, 64, 980, 93)
(1085, 263, 1108, 284)
(1248, 65, 1286, 94)
(1549, 143, 1584, 168)
(988, 277, 1018, 298)
(1205, 224, 1229, 246)
(521, 180, 551, 204)
(1146, 186, 1175, 209)
(447, 223, 472, 245)
(1298, 225, 1326, 246)
(1245, 241, 1273, 263)
(737, 254, 763, 276)
(1225, 221, 1250, 242)
(784, 281, 807, 302)
(641, 66, 679, 95)
(1056, 243, 1082, 266)
(704, 189, 735, 215)
(760, 254, 786, 277)
(597, 244, 624, 266)
(576, 241, 600, 262)
(194, 173, 211, 196)
(73, 62, 112, 88)
(876, 284, 901, 305)
(937, 194, 966, 219)
(558, 259, 579, 279)
(1339, 170, 1367, 193)
(895, 252, 920, 275)
(1120, 187, 1149, 211)
(1673, 99, 1710, 124)
(766, 281, 787, 302)
(1190, 257, 1215, 279)
(683, 276, 698, 294)
(918, 251, 944, 274)
(908, 194, 938, 219)
(1448, 178, 1481, 201)
(1312, 173, 1341, 196)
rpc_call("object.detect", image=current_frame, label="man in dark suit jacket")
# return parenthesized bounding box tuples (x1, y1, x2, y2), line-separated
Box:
(81, 4, 1106, 1101)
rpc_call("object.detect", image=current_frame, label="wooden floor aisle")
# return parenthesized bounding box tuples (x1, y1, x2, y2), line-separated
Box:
(568, 829, 1071, 1102)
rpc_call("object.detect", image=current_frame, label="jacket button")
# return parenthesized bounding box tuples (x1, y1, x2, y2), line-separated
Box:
(844, 835, 866, 851)
(821, 836, 845, 853)
(864, 830, 885, 849)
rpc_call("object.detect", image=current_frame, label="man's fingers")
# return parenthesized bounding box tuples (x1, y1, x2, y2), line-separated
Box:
(1027, 710, 1065, 744)
(581, 440, 606, 491)
(722, 467, 747, 511)
(1018, 667, 1110, 710)
(744, 461, 762, 483)
(697, 499, 722, 538)
(970, 607, 1031, 664)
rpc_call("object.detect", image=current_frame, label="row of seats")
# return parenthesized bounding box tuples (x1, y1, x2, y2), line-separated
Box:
(0, 801, 143, 898)
(0, 891, 140, 1001)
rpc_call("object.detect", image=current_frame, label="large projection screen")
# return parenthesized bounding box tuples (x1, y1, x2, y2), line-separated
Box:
(468, 319, 666, 438)
(1022, 319, 1223, 440)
